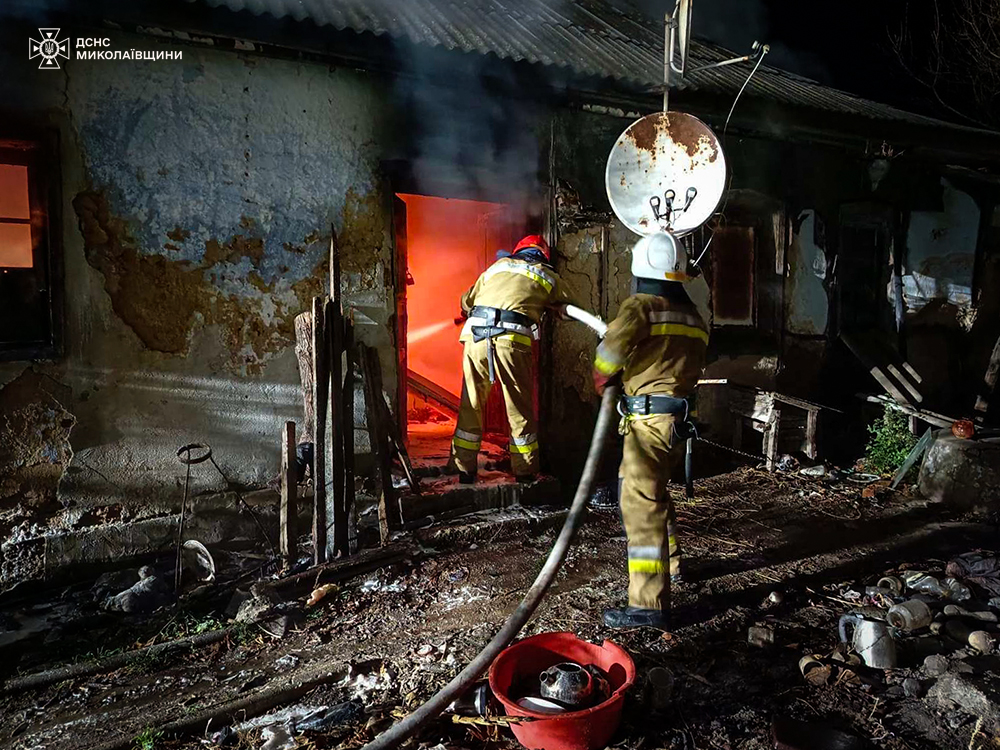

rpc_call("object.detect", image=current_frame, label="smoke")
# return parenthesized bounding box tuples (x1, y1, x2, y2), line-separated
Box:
(387, 34, 550, 227)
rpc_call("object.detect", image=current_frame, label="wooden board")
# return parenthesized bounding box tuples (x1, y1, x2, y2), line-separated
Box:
(280, 421, 297, 566)
(342, 313, 357, 555)
(311, 297, 328, 564)
(360, 344, 396, 545)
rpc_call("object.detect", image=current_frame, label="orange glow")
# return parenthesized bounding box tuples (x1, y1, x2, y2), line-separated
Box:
(0, 164, 30, 220)
(401, 194, 510, 399)
(0, 223, 32, 268)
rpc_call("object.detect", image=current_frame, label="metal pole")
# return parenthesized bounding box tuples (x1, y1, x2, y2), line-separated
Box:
(663, 10, 671, 112)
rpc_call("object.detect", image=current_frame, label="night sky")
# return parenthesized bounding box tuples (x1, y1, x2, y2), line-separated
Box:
(631, 0, 945, 121)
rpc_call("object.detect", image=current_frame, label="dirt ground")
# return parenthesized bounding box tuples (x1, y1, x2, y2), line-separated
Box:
(2, 467, 999, 750)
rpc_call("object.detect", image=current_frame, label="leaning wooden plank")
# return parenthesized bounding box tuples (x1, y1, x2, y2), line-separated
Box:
(311, 297, 328, 565)
(887, 363, 924, 403)
(341, 311, 357, 556)
(329, 302, 346, 560)
(890, 428, 934, 489)
(862, 394, 954, 429)
(974, 333, 1000, 424)
(280, 421, 297, 567)
(88, 665, 349, 750)
(360, 344, 395, 545)
(841, 333, 913, 406)
(380, 389, 420, 494)
(3, 628, 231, 694)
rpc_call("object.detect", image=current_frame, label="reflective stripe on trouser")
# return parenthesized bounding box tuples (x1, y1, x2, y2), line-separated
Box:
(449, 338, 538, 477)
(618, 414, 684, 610)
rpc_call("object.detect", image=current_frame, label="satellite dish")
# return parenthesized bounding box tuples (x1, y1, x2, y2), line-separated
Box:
(605, 111, 727, 237)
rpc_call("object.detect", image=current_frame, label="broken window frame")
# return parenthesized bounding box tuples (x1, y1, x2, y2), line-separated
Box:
(0, 131, 63, 362)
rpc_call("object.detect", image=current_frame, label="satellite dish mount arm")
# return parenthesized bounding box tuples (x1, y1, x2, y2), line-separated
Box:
(663, 0, 692, 112)
(663, 0, 769, 112)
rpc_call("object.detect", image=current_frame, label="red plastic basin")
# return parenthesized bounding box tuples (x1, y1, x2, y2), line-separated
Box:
(489, 632, 636, 750)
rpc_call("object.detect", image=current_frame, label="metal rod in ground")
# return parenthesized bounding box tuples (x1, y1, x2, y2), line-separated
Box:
(174, 459, 191, 593)
(361, 383, 621, 750)
(312, 295, 329, 564)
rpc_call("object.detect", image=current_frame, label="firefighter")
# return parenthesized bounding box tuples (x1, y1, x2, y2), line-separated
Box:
(448, 234, 579, 484)
(593, 231, 708, 630)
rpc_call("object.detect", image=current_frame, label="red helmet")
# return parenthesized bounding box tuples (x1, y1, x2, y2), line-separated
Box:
(513, 234, 550, 261)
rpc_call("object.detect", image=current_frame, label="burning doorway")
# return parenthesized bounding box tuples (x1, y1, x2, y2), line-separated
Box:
(396, 193, 524, 466)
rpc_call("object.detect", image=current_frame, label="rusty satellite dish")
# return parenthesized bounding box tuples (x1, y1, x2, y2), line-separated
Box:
(606, 111, 727, 237)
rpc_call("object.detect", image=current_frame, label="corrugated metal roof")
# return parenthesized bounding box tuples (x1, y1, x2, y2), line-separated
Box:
(194, 0, 983, 131)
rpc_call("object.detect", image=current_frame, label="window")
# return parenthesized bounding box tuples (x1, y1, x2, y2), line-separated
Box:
(0, 136, 61, 360)
(709, 225, 756, 326)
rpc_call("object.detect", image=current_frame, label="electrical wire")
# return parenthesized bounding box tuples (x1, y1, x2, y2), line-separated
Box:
(692, 46, 769, 270)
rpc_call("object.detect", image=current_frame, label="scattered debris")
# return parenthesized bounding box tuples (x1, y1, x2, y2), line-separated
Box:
(306, 583, 339, 607)
(103, 565, 170, 614)
(771, 717, 863, 750)
(747, 625, 774, 648)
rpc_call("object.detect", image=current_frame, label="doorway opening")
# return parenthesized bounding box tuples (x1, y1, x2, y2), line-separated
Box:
(395, 193, 522, 469)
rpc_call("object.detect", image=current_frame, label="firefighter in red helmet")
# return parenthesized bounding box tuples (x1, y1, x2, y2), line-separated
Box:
(448, 234, 582, 484)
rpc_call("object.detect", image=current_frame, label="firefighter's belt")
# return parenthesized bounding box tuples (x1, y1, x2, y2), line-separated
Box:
(468, 306, 536, 384)
(468, 306, 537, 339)
(620, 394, 689, 417)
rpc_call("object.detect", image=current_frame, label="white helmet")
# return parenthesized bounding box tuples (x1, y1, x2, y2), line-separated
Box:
(631, 231, 689, 282)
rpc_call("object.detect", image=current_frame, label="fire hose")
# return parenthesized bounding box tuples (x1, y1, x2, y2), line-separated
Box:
(363, 370, 620, 749)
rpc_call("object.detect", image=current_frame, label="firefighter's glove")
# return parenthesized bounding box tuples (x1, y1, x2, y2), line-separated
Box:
(593, 368, 610, 395)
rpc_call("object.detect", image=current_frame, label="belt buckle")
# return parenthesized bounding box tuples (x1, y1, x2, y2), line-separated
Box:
(643, 394, 651, 415)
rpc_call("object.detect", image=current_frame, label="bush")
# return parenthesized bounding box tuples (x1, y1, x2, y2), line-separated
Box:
(864, 406, 918, 476)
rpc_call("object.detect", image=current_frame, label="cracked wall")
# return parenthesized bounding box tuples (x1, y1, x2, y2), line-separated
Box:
(1, 27, 396, 528)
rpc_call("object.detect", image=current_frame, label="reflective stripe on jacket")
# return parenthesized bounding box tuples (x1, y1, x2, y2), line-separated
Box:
(594, 293, 708, 397)
(459, 256, 575, 347)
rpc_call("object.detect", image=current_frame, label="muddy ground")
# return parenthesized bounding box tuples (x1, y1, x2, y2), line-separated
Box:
(2, 467, 999, 750)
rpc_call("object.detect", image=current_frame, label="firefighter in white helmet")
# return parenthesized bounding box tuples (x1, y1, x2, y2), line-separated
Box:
(593, 231, 708, 630)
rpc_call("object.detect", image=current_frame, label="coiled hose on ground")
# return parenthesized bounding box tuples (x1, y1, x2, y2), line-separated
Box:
(362, 382, 621, 750)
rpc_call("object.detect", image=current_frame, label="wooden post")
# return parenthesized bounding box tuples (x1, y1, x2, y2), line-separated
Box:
(341, 312, 356, 555)
(293, 312, 315, 442)
(280, 421, 297, 567)
(360, 344, 395, 545)
(805, 409, 818, 460)
(328, 226, 346, 559)
(311, 297, 328, 565)
(764, 408, 781, 472)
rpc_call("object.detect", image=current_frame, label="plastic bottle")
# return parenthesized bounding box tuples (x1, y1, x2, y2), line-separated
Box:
(902, 572, 971, 601)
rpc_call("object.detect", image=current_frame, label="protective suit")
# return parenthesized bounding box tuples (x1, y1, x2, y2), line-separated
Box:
(449, 236, 578, 482)
(594, 231, 708, 629)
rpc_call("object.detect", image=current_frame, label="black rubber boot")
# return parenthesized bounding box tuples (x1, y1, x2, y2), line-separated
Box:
(459, 472, 476, 485)
(602, 606, 670, 630)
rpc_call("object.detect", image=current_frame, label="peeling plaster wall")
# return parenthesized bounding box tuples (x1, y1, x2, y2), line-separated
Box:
(786, 210, 830, 336)
(1, 27, 396, 525)
(900, 179, 979, 313)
